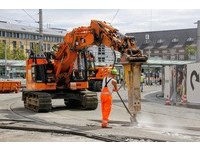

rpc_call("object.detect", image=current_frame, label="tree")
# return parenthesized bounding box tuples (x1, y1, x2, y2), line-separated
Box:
(0, 42, 13, 59)
(185, 45, 197, 60)
(0, 42, 5, 59)
(0, 42, 27, 60)
(12, 47, 27, 60)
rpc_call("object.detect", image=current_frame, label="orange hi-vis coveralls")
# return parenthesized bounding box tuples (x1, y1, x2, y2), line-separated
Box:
(100, 77, 114, 127)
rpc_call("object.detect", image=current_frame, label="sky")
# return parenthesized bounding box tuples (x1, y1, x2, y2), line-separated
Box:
(1, 9, 200, 35)
(0, 0, 200, 35)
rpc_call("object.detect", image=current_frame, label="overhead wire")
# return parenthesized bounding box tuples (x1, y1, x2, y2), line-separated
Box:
(0, 15, 22, 23)
(110, 9, 120, 69)
(0, 10, 38, 25)
(110, 9, 120, 24)
(22, 9, 38, 23)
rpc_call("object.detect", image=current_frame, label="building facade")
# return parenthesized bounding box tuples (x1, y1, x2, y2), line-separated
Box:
(126, 28, 197, 61)
(0, 21, 65, 53)
(0, 21, 66, 77)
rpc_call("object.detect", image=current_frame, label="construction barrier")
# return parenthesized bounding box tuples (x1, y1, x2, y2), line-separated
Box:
(0, 80, 21, 93)
(181, 95, 187, 105)
(165, 95, 171, 105)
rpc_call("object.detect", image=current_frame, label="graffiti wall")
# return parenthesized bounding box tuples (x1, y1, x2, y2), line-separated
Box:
(187, 63, 200, 103)
(164, 65, 187, 104)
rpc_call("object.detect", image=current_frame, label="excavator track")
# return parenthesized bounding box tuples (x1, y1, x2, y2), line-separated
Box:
(64, 90, 98, 110)
(23, 92, 52, 112)
(79, 91, 98, 110)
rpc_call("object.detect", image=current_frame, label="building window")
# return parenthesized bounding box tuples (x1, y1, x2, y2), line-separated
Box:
(43, 44, 46, 51)
(30, 42, 34, 50)
(47, 44, 50, 51)
(19, 33, 22, 39)
(12, 41, 17, 49)
(170, 55, 176, 60)
(145, 34, 149, 40)
(60, 37, 63, 42)
(154, 50, 159, 54)
(20, 41, 24, 49)
(21, 33, 24, 39)
(25, 34, 28, 39)
(171, 38, 179, 43)
(7, 32, 12, 38)
(179, 49, 184, 53)
(169, 48, 176, 54)
(157, 39, 164, 44)
(186, 37, 194, 42)
(2, 31, 5, 37)
(16, 33, 20, 38)
(179, 54, 184, 60)
(163, 55, 169, 60)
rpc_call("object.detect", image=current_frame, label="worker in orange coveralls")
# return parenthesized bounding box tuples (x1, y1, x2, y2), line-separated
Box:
(100, 68, 118, 128)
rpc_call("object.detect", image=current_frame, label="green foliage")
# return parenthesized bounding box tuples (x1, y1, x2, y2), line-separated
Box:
(185, 45, 197, 56)
(12, 48, 27, 60)
(32, 43, 40, 55)
(0, 42, 27, 60)
(0, 42, 5, 59)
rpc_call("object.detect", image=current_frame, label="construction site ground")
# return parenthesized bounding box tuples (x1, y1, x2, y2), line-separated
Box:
(0, 85, 200, 151)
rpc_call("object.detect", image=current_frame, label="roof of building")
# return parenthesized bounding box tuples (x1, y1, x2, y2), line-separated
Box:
(0, 59, 196, 67)
(0, 59, 25, 66)
(0, 21, 66, 36)
(146, 58, 196, 65)
(126, 28, 197, 49)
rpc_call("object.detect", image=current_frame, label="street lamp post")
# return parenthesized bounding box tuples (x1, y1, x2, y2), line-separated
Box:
(195, 20, 200, 62)
(39, 9, 43, 54)
(147, 47, 151, 85)
(4, 48, 7, 78)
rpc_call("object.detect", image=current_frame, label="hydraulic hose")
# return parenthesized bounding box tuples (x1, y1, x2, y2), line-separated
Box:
(112, 50, 117, 69)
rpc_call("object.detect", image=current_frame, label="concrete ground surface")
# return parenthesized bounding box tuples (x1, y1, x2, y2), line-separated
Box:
(0, 85, 200, 144)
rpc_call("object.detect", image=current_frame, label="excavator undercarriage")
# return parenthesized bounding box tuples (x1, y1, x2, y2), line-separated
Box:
(22, 90, 98, 112)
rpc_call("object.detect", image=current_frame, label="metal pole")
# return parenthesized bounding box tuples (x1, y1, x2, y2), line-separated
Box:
(4, 48, 7, 78)
(161, 65, 165, 96)
(39, 9, 43, 54)
(196, 20, 200, 62)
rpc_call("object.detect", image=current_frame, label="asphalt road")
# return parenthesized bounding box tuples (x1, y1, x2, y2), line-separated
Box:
(1, 85, 200, 143)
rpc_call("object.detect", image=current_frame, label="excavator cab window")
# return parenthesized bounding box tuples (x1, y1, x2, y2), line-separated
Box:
(71, 52, 87, 81)
(86, 50, 96, 77)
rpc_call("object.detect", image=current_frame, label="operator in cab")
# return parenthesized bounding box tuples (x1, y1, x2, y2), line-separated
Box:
(100, 68, 118, 128)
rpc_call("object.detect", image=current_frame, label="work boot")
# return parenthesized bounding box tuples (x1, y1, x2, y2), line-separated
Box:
(101, 125, 112, 128)
(101, 122, 112, 128)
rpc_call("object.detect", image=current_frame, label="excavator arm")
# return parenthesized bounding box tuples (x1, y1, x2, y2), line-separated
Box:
(52, 20, 147, 85)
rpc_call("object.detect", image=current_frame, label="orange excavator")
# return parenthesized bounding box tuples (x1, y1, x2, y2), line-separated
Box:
(22, 20, 147, 112)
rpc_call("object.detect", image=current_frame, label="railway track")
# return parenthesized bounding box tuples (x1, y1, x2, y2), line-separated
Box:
(0, 102, 165, 142)
(1, 91, 200, 141)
